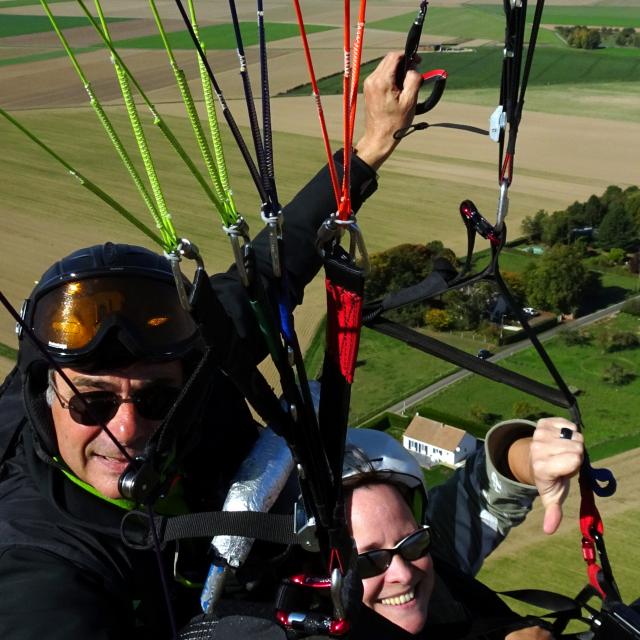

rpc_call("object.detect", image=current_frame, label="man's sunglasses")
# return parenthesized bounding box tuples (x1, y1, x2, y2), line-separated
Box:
(51, 381, 181, 426)
(357, 526, 431, 579)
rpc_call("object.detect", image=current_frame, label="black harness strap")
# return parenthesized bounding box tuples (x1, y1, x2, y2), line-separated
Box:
(121, 509, 302, 550)
(367, 315, 571, 410)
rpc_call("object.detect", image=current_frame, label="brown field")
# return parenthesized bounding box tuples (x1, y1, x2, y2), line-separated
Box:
(0, 0, 638, 586)
(1, 1, 637, 377)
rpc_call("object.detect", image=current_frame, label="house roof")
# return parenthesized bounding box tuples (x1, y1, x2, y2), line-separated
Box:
(404, 415, 470, 451)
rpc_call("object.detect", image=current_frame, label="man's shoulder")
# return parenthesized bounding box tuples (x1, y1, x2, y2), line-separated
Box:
(0, 443, 131, 586)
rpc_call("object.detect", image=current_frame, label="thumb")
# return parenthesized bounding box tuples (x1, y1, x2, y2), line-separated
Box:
(542, 501, 563, 534)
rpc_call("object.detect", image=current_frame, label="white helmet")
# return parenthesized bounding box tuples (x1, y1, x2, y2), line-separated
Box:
(343, 428, 428, 524)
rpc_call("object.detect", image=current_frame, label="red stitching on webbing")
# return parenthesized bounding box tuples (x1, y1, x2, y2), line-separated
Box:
(325, 278, 363, 384)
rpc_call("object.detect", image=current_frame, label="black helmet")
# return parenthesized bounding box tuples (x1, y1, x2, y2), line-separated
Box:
(18, 242, 200, 373)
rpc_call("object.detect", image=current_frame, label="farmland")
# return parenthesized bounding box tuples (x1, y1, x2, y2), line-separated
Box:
(0, 0, 638, 612)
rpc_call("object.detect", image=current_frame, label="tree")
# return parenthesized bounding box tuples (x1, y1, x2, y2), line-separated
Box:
(541, 209, 571, 245)
(616, 27, 636, 46)
(598, 202, 638, 250)
(524, 244, 600, 314)
(521, 209, 548, 242)
(365, 242, 459, 327)
(424, 308, 451, 331)
(443, 281, 495, 330)
(501, 271, 527, 307)
(584, 194, 605, 226)
(585, 28, 601, 49)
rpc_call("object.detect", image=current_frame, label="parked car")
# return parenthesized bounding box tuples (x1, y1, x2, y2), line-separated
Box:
(477, 349, 493, 360)
(522, 307, 539, 317)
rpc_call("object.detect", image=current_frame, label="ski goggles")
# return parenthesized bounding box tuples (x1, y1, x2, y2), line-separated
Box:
(50, 379, 182, 426)
(356, 526, 431, 579)
(28, 275, 198, 360)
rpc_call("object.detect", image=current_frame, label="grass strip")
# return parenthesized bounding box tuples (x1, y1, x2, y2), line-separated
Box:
(0, 15, 126, 38)
(285, 46, 640, 97)
(113, 21, 332, 50)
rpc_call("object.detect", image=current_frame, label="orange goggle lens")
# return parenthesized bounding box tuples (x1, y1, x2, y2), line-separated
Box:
(31, 276, 197, 353)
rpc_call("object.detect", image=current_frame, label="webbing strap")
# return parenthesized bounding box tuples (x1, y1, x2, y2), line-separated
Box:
(366, 316, 571, 409)
(121, 509, 301, 550)
(324, 261, 365, 386)
(363, 257, 458, 322)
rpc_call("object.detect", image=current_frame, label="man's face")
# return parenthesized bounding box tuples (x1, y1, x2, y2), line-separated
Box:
(50, 361, 183, 499)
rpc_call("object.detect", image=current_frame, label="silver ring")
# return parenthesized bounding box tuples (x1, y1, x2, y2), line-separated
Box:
(559, 427, 574, 440)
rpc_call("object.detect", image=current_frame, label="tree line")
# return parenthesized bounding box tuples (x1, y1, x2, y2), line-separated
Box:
(364, 186, 639, 329)
(556, 25, 640, 50)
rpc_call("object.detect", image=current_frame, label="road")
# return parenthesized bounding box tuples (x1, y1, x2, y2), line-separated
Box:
(386, 296, 638, 416)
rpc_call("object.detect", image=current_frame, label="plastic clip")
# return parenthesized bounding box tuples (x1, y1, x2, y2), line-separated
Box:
(223, 218, 252, 287)
(489, 105, 506, 142)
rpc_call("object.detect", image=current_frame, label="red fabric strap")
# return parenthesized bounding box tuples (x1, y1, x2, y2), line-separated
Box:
(325, 278, 363, 384)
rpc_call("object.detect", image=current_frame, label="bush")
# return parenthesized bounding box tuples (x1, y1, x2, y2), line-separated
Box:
(424, 308, 451, 331)
(470, 404, 501, 426)
(512, 401, 539, 420)
(607, 331, 639, 352)
(559, 328, 591, 346)
(602, 362, 635, 386)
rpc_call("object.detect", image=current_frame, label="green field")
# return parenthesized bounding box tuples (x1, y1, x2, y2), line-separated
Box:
(368, 5, 639, 38)
(0, 0, 67, 7)
(287, 45, 640, 97)
(412, 312, 640, 458)
(0, 47, 99, 68)
(368, 6, 558, 44)
(479, 505, 640, 625)
(112, 22, 332, 51)
(0, 14, 126, 38)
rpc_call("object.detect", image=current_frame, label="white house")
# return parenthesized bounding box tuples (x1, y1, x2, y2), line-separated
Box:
(403, 415, 476, 467)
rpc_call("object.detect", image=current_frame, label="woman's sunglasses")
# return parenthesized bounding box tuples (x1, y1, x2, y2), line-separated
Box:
(51, 381, 181, 426)
(357, 526, 431, 579)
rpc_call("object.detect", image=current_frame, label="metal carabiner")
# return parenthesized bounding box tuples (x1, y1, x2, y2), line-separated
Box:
(261, 206, 283, 278)
(344, 219, 370, 274)
(316, 214, 341, 257)
(496, 179, 510, 229)
(166, 238, 205, 312)
(223, 217, 252, 287)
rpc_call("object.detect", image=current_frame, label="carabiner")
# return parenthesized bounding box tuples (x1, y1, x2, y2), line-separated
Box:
(496, 179, 510, 228)
(261, 206, 283, 278)
(223, 217, 252, 287)
(316, 214, 341, 257)
(345, 219, 370, 274)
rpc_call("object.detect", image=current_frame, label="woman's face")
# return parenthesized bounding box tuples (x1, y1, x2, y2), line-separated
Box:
(349, 483, 434, 635)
